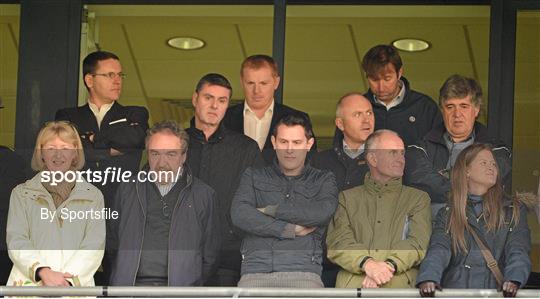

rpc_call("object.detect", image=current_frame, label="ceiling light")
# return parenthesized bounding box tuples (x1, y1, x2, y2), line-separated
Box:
(392, 38, 430, 52)
(167, 37, 205, 50)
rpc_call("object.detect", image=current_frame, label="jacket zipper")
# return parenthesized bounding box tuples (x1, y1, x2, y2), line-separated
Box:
(132, 183, 145, 286)
(167, 176, 191, 286)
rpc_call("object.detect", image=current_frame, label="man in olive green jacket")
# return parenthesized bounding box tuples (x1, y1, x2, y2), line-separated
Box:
(327, 130, 431, 288)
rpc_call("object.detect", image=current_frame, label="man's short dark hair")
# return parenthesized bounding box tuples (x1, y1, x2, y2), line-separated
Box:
(361, 45, 403, 78)
(241, 54, 279, 77)
(272, 112, 314, 140)
(82, 51, 120, 88)
(83, 51, 120, 78)
(195, 73, 233, 98)
(439, 74, 483, 108)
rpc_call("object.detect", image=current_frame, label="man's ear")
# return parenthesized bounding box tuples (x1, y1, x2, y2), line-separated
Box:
(473, 104, 480, 119)
(335, 118, 344, 132)
(306, 137, 315, 151)
(397, 67, 404, 80)
(271, 135, 277, 149)
(366, 151, 377, 167)
(84, 74, 94, 89)
(273, 76, 281, 91)
(191, 92, 198, 107)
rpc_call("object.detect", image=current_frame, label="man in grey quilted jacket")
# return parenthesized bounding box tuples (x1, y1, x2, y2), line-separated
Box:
(231, 112, 339, 288)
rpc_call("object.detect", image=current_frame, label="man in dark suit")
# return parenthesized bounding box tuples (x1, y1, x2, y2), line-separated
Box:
(55, 51, 149, 206)
(55, 51, 149, 284)
(223, 54, 316, 164)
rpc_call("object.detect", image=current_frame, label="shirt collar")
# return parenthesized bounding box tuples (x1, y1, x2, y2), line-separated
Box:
(155, 167, 183, 196)
(342, 140, 365, 159)
(188, 118, 225, 143)
(243, 99, 275, 118)
(443, 131, 476, 147)
(88, 100, 114, 114)
(374, 80, 406, 109)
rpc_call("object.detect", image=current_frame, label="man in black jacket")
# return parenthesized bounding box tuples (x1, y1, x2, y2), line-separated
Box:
(186, 73, 264, 286)
(312, 92, 374, 191)
(362, 45, 441, 146)
(311, 92, 374, 287)
(223, 54, 316, 163)
(231, 113, 338, 288)
(405, 74, 512, 217)
(108, 120, 219, 286)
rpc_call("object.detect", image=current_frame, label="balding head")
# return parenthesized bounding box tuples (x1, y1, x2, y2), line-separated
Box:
(365, 130, 405, 183)
(335, 92, 375, 149)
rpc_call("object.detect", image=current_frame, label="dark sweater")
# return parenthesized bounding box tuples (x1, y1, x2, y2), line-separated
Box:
(135, 176, 187, 285)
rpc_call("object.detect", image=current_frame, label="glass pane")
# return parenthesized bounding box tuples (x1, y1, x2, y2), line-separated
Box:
(0, 4, 20, 148)
(514, 10, 540, 275)
(284, 5, 490, 149)
(84, 4, 273, 128)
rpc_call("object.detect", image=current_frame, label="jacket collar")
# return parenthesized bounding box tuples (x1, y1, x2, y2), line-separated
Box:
(24, 172, 97, 204)
(188, 117, 226, 143)
(135, 164, 194, 214)
(425, 121, 491, 146)
(363, 172, 403, 194)
(271, 157, 311, 179)
(366, 76, 412, 109)
(331, 127, 366, 161)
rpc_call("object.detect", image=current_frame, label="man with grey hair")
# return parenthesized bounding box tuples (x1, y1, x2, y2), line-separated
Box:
(108, 120, 220, 286)
(327, 129, 431, 289)
(405, 74, 511, 217)
(311, 92, 374, 287)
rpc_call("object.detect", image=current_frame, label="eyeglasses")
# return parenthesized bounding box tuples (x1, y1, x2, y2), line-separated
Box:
(92, 72, 127, 80)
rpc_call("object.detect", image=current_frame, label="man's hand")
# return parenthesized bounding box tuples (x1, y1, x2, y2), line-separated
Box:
(110, 148, 124, 156)
(362, 276, 379, 288)
(37, 268, 72, 287)
(418, 281, 442, 297)
(363, 259, 394, 285)
(502, 281, 520, 297)
(294, 225, 316, 236)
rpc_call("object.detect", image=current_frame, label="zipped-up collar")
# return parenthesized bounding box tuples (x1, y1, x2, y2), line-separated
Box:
(187, 117, 226, 144)
(425, 121, 492, 146)
(363, 172, 403, 195)
(135, 164, 194, 215)
(271, 156, 311, 179)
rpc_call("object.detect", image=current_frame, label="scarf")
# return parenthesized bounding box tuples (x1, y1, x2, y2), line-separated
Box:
(42, 178, 75, 209)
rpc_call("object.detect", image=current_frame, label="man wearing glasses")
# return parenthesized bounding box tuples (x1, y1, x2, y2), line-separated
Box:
(55, 51, 149, 205)
(55, 51, 149, 283)
(108, 120, 220, 286)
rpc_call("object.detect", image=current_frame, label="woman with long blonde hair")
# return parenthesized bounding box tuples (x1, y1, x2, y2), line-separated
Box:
(6, 121, 105, 287)
(416, 143, 532, 297)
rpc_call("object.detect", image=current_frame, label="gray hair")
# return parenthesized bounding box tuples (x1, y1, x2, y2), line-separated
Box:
(146, 120, 189, 153)
(439, 74, 483, 108)
(364, 129, 401, 153)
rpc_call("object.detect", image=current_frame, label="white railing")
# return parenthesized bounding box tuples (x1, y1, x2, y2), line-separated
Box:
(0, 287, 539, 297)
